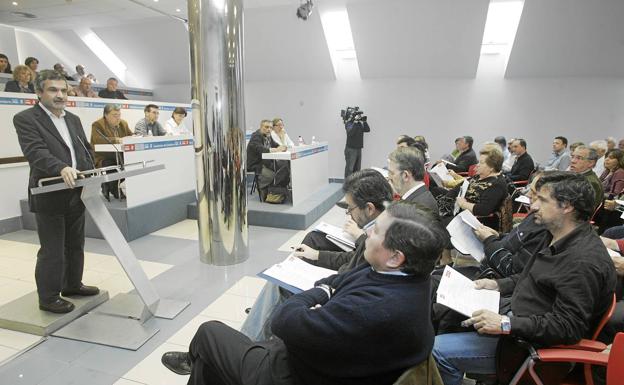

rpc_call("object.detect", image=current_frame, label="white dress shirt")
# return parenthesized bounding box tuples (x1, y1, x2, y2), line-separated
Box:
(39, 103, 76, 168)
(165, 118, 190, 135)
(402, 182, 426, 200)
(271, 130, 295, 147)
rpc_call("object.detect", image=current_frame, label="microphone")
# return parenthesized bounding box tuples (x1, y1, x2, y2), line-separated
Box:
(75, 134, 96, 170)
(94, 125, 122, 168)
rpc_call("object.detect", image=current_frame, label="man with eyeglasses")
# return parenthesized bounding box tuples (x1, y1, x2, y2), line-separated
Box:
(570, 145, 603, 210)
(239, 169, 393, 341)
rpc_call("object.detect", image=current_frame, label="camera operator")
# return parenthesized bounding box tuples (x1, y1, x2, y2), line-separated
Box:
(343, 107, 370, 178)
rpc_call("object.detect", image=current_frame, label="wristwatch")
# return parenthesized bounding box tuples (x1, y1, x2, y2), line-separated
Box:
(501, 315, 511, 335)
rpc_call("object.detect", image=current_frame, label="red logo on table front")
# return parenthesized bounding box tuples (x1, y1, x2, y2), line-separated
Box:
(24, 99, 36, 105)
(66, 101, 76, 107)
(124, 144, 135, 151)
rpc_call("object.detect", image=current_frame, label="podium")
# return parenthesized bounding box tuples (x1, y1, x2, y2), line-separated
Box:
(27, 162, 190, 350)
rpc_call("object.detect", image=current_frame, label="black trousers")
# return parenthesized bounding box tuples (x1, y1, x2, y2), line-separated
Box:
(188, 321, 294, 385)
(301, 231, 343, 252)
(34, 197, 86, 303)
(344, 147, 362, 178)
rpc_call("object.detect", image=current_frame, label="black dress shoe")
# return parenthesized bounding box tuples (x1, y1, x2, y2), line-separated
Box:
(61, 285, 100, 297)
(39, 298, 75, 313)
(101, 185, 110, 202)
(162, 351, 192, 375)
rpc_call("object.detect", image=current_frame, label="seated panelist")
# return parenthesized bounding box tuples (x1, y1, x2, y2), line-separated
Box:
(270, 117, 294, 147)
(165, 107, 190, 135)
(134, 104, 166, 136)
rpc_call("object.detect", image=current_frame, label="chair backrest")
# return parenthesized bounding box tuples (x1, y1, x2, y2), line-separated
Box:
(467, 163, 478, 177)
(607, 332, 624, 385)
(590, 201, 604, 223)
(592, 293, 617, 340)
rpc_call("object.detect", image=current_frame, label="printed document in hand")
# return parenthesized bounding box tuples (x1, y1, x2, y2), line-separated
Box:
(315, 222, 356, 250)
(453, 180, 470, 216)
(430, 163, 455, 184)
(437, 266, 500, 318)
(258, 255, 337, 294)
(515, 195, 531, 205)
(606, 247, 621, 257)
(446, 210, 485, 261)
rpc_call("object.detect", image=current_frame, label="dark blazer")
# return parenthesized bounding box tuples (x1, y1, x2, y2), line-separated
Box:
(4, 80, 35, 93)
(446, 148, 478, 173)
(403, 184, 439, 218)
(246, 129, 279, 174)
(91, 117, 133, 167)
(508, 152, 535, 181)
(14, 103, 94, 214)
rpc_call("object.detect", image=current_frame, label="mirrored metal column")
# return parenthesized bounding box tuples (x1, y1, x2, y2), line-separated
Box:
(188, 0, 248, 265)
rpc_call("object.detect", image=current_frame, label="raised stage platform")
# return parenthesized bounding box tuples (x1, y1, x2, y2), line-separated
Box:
(188, 182, 344, 230)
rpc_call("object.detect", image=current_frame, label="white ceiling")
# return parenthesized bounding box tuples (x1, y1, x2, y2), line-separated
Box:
(1, 0, 624, 83)
(505, 0, 624, 78)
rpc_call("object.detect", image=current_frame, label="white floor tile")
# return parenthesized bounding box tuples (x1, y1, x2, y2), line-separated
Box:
(167, 314, 213, 347)
(0, 279, 36, 306)
(0, 345, 19, 363)
(151, 219, 198, 240)
(0, 240, 39, 261)
(0, 256, 36, 281)
(112, 379, 147, 385)
(122, 342, 189, 385)
(225, 276, 266, 299)
(277, 230, 307, 252)
(0, 328, 43, 350)
(199, 293, 253, 323)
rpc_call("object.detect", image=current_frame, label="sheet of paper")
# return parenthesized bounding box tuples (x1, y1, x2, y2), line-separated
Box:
(370, 166, 389, 178)
(436, 266, 500, 317)
(459, 209, 482, 230)
(430, 163, 454, 182)
(315, 222, 356, 248)
(326, 235, 355, 252)
(446, 212, 485, 261)
(440, 159, 457, 167)
(515, 195, 531, 205)
(259, 255, 337, 293)
(453, 179, 470, 216)
(606, 247, 621, 257)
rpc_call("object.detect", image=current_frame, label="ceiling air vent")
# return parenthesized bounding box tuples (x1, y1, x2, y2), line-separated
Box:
(11, 11, 37, 19)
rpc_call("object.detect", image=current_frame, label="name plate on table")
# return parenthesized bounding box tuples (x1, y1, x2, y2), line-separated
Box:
(290, 144, 328, 160)
(123, 138, 193, 152)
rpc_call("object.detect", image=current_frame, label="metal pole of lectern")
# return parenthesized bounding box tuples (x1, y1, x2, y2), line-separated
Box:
(188, 0, 249, 265)
(30, 163, 190, 350)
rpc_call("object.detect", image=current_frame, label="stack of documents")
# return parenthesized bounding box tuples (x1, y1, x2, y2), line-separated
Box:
(514, 195, 531, 205)
(315, 222, 356, 251)
(258, 255, 337, 294)
(436, 266, 500, 317)
(446, 210, 485, 261)
(429, 163, 454, 187)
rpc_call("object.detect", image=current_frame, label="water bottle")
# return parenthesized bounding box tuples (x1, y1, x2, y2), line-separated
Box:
(297, 136, 304, 146)
(311, 136, 316, 144)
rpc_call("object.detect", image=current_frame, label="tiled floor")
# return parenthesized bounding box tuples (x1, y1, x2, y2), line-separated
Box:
(0, 202, 347, 385)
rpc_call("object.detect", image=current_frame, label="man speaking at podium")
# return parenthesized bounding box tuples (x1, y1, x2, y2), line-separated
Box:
(14, 70, 100, 314)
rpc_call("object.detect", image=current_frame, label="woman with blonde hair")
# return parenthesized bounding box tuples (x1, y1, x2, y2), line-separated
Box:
(4, 65, 34, 93)
(271, 118, 294, 148)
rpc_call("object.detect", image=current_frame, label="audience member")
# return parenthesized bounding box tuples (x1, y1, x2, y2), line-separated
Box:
(134, 104, 166, 136)
(387, 147, 438, 214)
(0, 53, 12, 73)
(162, 201, 447, 385)
(570, 145, 603, 210)
(414, 135, 431, 162)
(246, 119, 286, 175)
(502, 137, 516, 172)
(165, 107, 190, 135)
(71, 64, 87, 80)
(595, 149, 624, 232)
(542, 136, 570, 171)
(570, 141, 584, 154)
(98, 78, 127, 99)
(53, 63, 74, 81)
(396, 135, 416, 148)
(13, 70, 99, 314)
(86, 73, 97, 83)
(433, 172, 616, 385)
(591, 139, 608, 177)
(270, 118, 294, 147)
(242, 170, 393, 341)
(599, 236, 624, 343)
(506, 138, 534, 181)
(73, 77, 97, 98)
(25, 57, 38, 73)
(442, 136, 478, 173)
(439, 149, 507, 229)
(91, 104, 133, 200)
(494, 136, 510, 162)
(4, 65, 35, 93)
(619, 139, 624, 151)
(607, 137, 616, 151)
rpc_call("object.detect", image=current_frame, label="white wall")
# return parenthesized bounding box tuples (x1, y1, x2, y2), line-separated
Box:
(0, 25, 19, 65)
(154, 76, 624, 179)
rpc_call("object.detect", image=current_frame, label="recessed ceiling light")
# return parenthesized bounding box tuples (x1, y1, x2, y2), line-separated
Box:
(176, 8, 181, 12)
(12, 2, 18, 5)
(153, 0, 158, 2)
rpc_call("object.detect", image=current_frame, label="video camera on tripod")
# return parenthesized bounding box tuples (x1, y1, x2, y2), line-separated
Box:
(340, 106, 367, 124)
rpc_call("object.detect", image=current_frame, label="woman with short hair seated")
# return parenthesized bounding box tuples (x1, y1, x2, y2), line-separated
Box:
(438, 148, 508, 229)
(596, 149, 624, 233)
(4, 65, 35, 93)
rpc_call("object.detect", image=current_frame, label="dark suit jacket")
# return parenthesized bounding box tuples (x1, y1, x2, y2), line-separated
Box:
(509, 152, 535, 181)
(4, 80, 35, 93)
(14, 103, 94, 214)
(403, 184, 439, 218)
(446, 148, 478, 173)
(246, 129, 279, 174)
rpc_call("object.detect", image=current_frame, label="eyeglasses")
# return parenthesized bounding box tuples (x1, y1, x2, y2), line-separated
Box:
(571, 155, 589, 161)
(345, 205, 361, 215)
